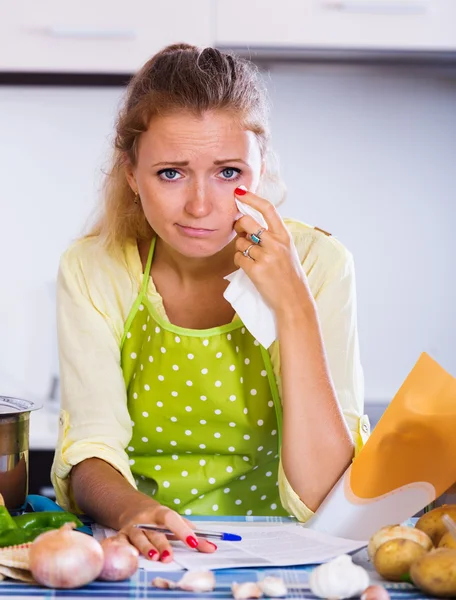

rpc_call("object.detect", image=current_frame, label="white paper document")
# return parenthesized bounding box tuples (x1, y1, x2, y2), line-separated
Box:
(93, 522, 367, 572)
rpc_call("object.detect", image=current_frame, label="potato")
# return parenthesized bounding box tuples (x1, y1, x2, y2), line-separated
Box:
(373, 539, 427, 582)
(368, 525, 433, 561)
(410, 548, 456, 597)
(439, 532, 456, 550)
(416, 505, 456, 546)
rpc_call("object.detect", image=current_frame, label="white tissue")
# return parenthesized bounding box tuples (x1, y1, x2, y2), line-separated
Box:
(223, 198, 277, 349)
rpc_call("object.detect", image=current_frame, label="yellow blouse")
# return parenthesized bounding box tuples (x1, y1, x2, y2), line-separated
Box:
(51, 218, 370, 521)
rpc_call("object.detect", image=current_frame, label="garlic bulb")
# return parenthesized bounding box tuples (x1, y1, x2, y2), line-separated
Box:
(98, 538, 139, 581)
(232, 581, 263, 599)
(259, 576, 287, 597)
(309, 554, 369, 599)
(29, 523, 104, 589)
(178, 571, 216, 592)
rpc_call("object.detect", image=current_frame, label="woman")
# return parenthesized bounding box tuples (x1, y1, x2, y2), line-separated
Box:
(51, 44, 370, 562)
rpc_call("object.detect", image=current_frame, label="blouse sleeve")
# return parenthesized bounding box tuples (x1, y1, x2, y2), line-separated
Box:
(51, 244, 137, 512)
(276, 237, 370, 521)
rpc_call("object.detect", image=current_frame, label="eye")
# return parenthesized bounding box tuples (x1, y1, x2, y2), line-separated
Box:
(219, 167, 241, 181)
(157, 169, 182, 181)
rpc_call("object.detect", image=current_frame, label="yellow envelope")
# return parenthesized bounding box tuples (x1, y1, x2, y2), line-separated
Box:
(307, 353, 456, 540)
(351, 352, 456, 499)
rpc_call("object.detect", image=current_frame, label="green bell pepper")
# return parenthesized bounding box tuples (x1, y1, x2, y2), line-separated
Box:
(12, 511, 83, 531)
(0, 496, 17, 533)
(0, 511, 83, 547)
(0, 527, 55, 548)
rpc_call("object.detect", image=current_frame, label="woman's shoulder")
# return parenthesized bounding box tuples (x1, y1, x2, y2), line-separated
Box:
(283, 218, 352, 265)
(60, 236, 139, 278)
(283, 218, 354, 294)
(58, 236, 141, 320)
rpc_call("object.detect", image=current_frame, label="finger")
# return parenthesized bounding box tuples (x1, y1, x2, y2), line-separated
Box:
(233, 214, 261, 235)
(182, 518, 217, 554)
(143, 531, 175, 562)
(196, 539, 218, 553)
(236, 238, 262, 261)
(158, 507, 200, 551)
(234, 186, 285, 234)
(121, 528, 160, 561)
(234, 247, 258, 275)
(234, 215, 270, 246)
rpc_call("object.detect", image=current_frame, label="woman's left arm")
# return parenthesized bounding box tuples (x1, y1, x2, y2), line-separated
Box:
(275, 257, 357, 512)
(233, 188, 362, 512)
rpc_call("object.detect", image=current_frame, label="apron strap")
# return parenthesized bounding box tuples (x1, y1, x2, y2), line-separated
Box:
(140, 236, 156, 295)
(260, 345, 283, 453)
(120, 237, 156, 350)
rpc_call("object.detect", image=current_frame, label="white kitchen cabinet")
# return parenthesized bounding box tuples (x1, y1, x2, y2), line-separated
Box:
(0, 0, 213, 73)
(215, 0, 456, 53)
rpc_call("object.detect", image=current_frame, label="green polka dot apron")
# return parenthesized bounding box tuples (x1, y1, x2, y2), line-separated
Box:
(121, 237, 288, 517)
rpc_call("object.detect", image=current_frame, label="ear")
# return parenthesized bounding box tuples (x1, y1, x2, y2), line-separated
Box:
(124, 158, 138, 194)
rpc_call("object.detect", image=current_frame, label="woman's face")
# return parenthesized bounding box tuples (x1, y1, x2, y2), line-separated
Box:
(126, 110, 263, 258)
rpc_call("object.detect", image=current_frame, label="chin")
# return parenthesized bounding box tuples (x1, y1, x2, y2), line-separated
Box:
(173, 232, 236, 259)
(180, 241, 230, 259)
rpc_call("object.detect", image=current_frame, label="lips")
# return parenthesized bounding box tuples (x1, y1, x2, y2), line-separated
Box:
(176, 224, 216, 238)
(178, 224, 214, 231)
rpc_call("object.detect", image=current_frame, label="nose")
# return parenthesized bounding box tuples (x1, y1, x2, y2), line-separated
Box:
(184, 179, 212, 218)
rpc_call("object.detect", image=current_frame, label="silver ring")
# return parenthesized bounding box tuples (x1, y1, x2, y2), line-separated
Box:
(251, 228, 265, 245)
(242, 244, 255, 259)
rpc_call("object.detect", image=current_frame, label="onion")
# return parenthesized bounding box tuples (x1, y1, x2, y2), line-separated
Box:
(29, 523, 104, 589)
(98, 538, 139, 581)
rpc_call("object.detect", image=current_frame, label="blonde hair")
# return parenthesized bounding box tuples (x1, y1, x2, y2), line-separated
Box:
(89, 43, 285, 250)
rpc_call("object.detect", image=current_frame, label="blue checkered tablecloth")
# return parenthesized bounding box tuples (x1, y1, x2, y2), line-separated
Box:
(0, 567, 430, 600)
(0, 516, 433, 599)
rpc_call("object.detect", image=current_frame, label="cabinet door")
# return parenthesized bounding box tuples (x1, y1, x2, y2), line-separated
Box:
(215, 0, 456, 52)
(0, 0, 213, 73)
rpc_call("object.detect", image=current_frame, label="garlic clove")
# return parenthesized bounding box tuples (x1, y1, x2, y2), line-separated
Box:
(152, 576, 177, 589)
(232, 581, 263, 599)
(309, 554, 370, 600)
(361, 585, 390, 600)
(177, 570, 216, 592)
(259, 576, 287, 597)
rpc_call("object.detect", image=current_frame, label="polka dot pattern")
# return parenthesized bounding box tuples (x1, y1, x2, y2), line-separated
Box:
(122, 295, 286, 517)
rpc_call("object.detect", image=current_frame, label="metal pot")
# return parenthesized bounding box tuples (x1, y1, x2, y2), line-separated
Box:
(0, 396, 41, 511)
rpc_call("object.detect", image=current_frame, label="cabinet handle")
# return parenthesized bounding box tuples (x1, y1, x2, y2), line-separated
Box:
(323, 0, 428, 14)
(38, 26, 136, 40)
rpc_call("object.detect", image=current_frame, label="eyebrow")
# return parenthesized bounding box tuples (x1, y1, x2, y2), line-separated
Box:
(151, 158, 248, 168)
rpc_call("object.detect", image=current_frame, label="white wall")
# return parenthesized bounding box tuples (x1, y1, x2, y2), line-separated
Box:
(0, 63, 455, 411)
(266, 63, 456, 402)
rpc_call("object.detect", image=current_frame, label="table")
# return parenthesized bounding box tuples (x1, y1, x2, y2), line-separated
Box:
(0, 516, 433, 599)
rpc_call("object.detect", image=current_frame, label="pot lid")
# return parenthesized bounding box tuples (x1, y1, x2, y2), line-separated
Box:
(0, 396, 42, 415)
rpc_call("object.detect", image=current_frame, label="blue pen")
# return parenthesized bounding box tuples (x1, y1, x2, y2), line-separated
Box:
(134, 524, 242, 542)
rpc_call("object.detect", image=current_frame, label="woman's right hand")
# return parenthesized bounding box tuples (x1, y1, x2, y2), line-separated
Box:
(114, 501, 217, 562)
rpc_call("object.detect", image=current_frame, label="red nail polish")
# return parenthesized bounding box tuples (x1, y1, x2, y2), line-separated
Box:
(148, 549, 158, 559)
(207, 541, 218, 550)
(186, 535, 198, 548)
(160, 550, 171, 561)
(235, 186, 247, 196)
